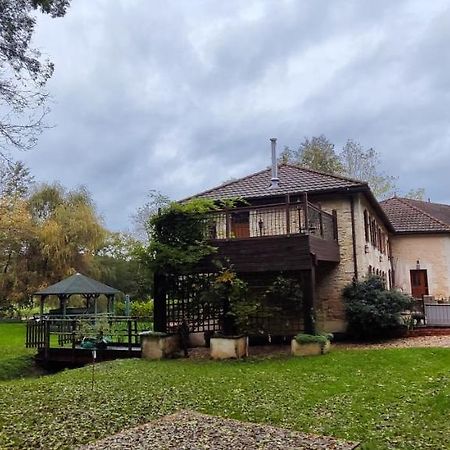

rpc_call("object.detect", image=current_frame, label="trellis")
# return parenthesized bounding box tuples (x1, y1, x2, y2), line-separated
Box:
(156, 271, 305, 336)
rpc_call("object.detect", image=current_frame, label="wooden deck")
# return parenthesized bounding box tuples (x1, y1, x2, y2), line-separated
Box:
(26, 316, 151, 365)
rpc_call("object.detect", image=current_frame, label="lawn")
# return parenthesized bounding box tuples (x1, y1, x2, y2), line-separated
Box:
(0, 322, 35, 381)
(0, 341, 448, 449)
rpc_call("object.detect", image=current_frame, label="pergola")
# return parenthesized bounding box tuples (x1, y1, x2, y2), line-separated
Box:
(35, 272, 120, 317)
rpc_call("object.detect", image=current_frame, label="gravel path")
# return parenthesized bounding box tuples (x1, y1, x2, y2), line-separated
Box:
(187, 335, 450, 360)
(335, 334, 450, 349)
(79, 411, 359, 450)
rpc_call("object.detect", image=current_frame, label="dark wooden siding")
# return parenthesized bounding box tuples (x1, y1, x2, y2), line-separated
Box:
(197, 234, 339, 273)
(309, 235, 340, 262)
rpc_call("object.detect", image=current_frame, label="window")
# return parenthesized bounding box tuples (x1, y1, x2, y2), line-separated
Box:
(364, 210, 370, 242)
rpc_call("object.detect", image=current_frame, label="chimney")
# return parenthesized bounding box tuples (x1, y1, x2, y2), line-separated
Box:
(269, 137, 279, 189)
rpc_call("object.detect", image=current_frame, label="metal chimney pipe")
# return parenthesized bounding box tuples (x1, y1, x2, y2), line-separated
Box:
(269, 137, 279, 189)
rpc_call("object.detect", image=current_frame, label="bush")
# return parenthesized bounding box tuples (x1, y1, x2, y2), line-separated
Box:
(115, 299, 154, 318)
(294, 333, 332, 346)
(343, 276, 413, 339)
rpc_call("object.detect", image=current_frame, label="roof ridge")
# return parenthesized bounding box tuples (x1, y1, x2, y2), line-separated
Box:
(281, 163, 367, 185)
(395, 197, 450, 231)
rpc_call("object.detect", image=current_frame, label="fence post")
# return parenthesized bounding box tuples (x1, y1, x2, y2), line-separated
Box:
(127, 319, 132, 354)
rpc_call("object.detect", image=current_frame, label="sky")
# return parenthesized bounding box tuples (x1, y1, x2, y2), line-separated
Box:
(21, 0, 450, 231)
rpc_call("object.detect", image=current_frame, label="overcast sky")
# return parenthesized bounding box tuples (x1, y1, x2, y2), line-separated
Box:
(22, 0, 450, 231)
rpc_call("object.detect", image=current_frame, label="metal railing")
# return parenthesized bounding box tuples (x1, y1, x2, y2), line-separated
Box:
(202, 200, 338, 241)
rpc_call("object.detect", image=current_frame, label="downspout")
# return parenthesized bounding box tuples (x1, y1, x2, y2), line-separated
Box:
(350, 195, 358, 280)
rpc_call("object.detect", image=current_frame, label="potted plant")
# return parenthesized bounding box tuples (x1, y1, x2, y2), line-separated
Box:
(291, 333, 333, 356)
(206, 268, 250, 359)
(140, 330, 181, 359)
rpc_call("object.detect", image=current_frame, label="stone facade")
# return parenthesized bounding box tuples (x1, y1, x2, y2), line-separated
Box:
(390, 234, 450, 299)
(315, 193, 393, 333)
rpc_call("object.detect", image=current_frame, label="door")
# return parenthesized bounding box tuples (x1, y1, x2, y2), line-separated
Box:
(410, 269, 429, 298)
(231, 211, 250, 238)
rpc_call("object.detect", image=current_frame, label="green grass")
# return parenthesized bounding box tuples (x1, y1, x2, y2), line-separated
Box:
(0, 322, 35, 381)
(0, 347, 448, 449)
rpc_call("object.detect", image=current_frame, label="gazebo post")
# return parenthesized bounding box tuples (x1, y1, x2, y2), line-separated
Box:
(59, 295, 68, 317)
(39, 295, 46, 318)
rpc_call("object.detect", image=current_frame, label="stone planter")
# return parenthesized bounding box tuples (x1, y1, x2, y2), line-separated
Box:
(291, 338, 331, 356)
(210, 335, 248, 360)
(140, 331, 180, 359)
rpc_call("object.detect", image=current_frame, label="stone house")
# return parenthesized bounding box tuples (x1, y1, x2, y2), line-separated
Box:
(381, 197, 450, 300)
(153, 153, 449, 336)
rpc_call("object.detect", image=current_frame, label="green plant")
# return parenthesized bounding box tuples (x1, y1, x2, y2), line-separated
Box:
(343, 276, 413, 339)
(294, 333, 332, 347)
(145, 198, 219, 273)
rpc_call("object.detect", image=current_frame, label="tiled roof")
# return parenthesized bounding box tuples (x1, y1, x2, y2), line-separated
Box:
(380, 197, 450, 233)
(186, 164, 366, 201)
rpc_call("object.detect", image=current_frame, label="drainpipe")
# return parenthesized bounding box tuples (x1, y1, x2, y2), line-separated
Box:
(350, 196, 358, 280)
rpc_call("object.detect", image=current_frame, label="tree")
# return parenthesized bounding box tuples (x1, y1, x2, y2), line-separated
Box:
(0, 160, 34, 197)
(0, 182, 106, 306)
(93, 232, 153, 299)
(404, 188, 426, 201)
(279, 135, 344, 175)
(0, 0, 70, 156)
(132, 190, 170, 241)
(340, 139, 397, 199)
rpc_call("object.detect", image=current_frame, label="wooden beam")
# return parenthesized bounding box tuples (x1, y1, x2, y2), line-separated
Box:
(302, 265, 317, 335)
(153, 272, 167, 333)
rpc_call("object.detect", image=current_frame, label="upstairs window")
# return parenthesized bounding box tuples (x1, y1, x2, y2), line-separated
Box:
(364, 210, 370, 242)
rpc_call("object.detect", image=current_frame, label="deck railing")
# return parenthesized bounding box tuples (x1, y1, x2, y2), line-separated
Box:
(201, 200, 338, 241)
(25, 316, 153, 351)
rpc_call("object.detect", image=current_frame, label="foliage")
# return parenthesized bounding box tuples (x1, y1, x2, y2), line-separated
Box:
(143, 198, 218, 273)
(114, 299, 154, 319)
(264, 275, 303, 310)
(340, 139, 396, 199)
(0, 340, 449, 449)
(93, 232, 153, 299)
(404, 188, 426, 200)
(132, 190, 171, 241)
(343, 276, 414, 339)
(280, 135, 423, 200)
(294, 333, 333, 346)
(202, 271, 303, 336)
(0, 183, 106, 307)
(0, 0, 70, 155)
(281, 135, 343, 175)
(0, 160, 34, 197)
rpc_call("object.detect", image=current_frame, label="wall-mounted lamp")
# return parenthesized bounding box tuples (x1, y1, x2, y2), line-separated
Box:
(364, 244, 369, 254)
(416, 260, 420, 270)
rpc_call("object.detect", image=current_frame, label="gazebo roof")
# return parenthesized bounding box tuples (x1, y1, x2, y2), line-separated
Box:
(35, 273, 120, 296)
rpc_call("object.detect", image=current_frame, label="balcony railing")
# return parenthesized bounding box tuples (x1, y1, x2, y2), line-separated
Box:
(201, 200, 338, 241)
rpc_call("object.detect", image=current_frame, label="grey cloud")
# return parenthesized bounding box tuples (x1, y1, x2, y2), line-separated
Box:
(19, 0, 450, 230)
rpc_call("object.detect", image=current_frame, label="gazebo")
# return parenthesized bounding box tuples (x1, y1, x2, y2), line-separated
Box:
(35, 272, 120, 317)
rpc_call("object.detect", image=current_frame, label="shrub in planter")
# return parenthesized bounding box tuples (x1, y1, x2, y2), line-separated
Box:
(291, 333, 332, 356)
(343, 276, 413, 340)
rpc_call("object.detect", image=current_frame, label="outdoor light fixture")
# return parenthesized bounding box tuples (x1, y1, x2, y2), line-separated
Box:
(416, 260, 421, 270)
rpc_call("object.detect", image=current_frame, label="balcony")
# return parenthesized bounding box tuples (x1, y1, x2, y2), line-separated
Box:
(198, 200, 340, 272)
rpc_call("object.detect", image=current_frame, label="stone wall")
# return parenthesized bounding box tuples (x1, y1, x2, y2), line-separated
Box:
(314, 193, 394, 333)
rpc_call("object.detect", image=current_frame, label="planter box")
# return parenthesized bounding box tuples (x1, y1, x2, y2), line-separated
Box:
(210, 335, 248, 360)
(291, 339, 331, 356)
(140, 332, 180, 359)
